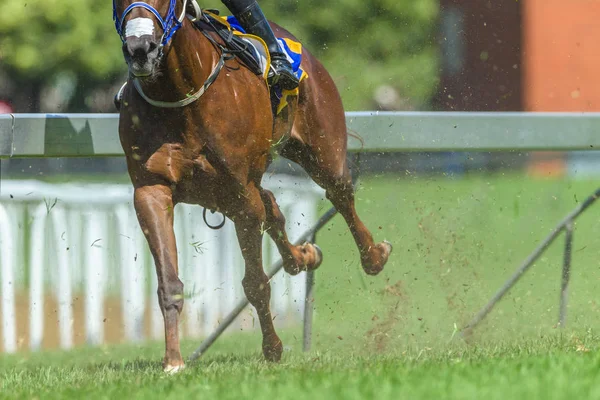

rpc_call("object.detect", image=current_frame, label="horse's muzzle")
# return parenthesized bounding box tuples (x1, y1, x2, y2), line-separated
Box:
(124, 36, 159, 77)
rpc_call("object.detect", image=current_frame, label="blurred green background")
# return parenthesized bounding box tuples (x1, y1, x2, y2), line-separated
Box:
(0, 0, 439, 112)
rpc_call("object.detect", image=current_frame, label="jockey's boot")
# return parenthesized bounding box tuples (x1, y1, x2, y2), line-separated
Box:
(221, 0, 299, 90)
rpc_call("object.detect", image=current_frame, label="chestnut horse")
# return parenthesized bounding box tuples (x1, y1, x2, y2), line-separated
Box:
(112, 0, 392, 373)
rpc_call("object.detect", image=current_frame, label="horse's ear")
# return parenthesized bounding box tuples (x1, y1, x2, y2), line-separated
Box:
(186, 0, 202, 20)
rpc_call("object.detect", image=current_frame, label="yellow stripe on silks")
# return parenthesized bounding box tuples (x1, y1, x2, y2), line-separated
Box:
(276, 72, 308, 115)
(199, 14, 308, 116)
(281, 37, 302, 55)
(299, 69, 309, 82)
(277, 89, 294, 115)
(204, 11, 232, 31)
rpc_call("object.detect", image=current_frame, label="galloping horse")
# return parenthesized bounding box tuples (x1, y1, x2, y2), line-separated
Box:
(112, 0, 392, 373)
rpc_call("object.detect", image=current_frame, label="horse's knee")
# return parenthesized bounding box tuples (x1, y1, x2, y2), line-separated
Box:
(232, 195, 267, 228)
(157, 278, 184, 313)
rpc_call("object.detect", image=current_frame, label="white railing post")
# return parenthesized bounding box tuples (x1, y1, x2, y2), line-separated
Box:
(201, 222, 224, 333)
(52, 207, 73, 349)
(180, 206, 193, 337)
(68, 209, 83, 291)
(185, 208, 211, 337)
(131, 218, 147, 341)
(12, 205, 26, 289)
(116, 205, 146, 343)
(84, 210, 108, 345)
(0, 204, 17, 353)
(29, 204, 48, 351)
(0, 177, 321, 351)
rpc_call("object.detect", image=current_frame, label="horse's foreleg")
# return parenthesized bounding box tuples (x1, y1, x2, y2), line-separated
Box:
(233, 186, 283, 362)
(260, 189, 322, 275)
(134, 185, 185, 373)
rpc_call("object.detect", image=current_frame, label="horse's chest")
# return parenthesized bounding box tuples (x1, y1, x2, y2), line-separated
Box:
(139, 142, 204, 180)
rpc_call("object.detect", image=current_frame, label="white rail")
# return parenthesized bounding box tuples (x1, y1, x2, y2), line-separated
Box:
(2, 111, 600, 353)
(0, 175, 322, 353)
(2, 112, 600, 158)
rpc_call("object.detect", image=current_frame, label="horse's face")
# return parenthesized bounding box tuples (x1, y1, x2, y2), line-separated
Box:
(113, 0, 183, 78)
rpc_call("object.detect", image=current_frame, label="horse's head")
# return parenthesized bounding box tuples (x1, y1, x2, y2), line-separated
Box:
(112, 0, 190, 78)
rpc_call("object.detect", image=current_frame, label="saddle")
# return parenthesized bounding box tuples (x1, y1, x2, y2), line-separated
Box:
(192, 9, 308, 115)
(194, 11, 264, 77)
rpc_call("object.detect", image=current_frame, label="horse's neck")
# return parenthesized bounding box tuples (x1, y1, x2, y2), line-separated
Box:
(138, 20, 217, 103)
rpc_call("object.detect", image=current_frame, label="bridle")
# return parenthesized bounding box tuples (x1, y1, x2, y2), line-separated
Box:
(112, 0, 190, 53)
(112, 0, 230, 109)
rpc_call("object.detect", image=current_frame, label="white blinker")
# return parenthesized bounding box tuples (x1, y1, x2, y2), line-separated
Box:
(125, 18, 155, 38)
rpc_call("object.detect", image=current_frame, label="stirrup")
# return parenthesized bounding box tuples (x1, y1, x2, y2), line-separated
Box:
(269, 55, 299, 90)
(226, 1, 298, 89)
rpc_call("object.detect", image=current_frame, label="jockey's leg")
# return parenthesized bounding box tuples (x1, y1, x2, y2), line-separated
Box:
(220, 0, 299, 90)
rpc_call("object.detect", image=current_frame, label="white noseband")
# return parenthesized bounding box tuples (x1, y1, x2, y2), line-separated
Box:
(125, 17, 155, 38)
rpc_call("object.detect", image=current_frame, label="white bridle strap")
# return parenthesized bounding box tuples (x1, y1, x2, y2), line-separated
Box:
(187, 0, 202, 20)
(132, 51, 227, 108)
(178, 0, 190, 23)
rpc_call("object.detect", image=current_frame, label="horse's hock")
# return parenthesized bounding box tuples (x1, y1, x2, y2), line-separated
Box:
(0, 176, 323, 353)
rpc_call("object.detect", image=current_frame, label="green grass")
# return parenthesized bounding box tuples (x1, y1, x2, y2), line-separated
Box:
(313, 172, 600, 349)
(3, 334, 600, 399)
(3, 171, 600, 398)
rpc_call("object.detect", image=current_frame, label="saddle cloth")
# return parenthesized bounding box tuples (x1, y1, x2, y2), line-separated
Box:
(204, 12, 308, 114)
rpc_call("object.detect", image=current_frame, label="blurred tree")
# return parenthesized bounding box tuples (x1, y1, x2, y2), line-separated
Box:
(0, 0, 124, 112)
(220, 0, 441, 110)
(0, 0, 439, 112)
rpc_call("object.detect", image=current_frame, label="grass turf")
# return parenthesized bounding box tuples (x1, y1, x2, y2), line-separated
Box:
(2, 334, 600, 399)
(3, 171, 600, 398)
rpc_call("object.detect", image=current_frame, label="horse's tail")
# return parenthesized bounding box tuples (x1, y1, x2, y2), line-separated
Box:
(347, 128, 364, 188)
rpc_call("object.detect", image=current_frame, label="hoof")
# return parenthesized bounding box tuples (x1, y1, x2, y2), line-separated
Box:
(307, 242, 323, 271)
(263, 337, 283, 362)
(163, 363, 185, 374)
(362, 240, 393, 276)
(383, 240, 393, 253)
(285, 243, 324, 275)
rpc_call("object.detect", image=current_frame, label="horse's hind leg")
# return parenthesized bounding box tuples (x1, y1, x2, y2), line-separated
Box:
(260, 189, 322, 275)
(281, 73, 392, 275)
(322, 173, 392, 275)
(284, 145, 391, 275)
(231, 183, 283, 361)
